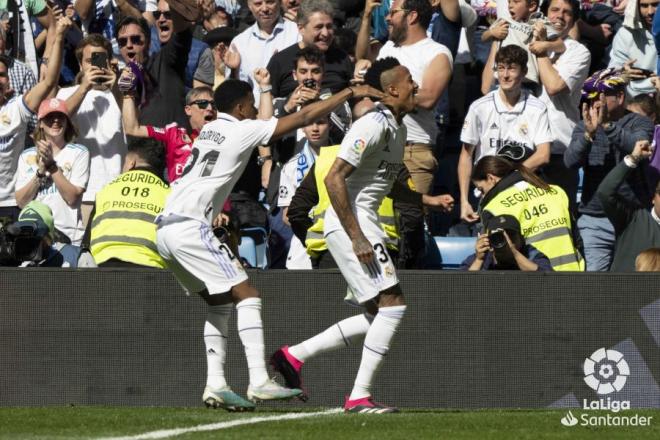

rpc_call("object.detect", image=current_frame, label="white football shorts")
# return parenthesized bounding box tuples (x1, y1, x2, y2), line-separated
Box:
(156, 216, 247, 295)
(326, 229, 399, 304)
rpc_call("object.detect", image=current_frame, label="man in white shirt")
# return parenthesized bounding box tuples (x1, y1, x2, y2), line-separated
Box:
(226, 0, 300, 101)
(155, 68, 382, 411)
(271, 57, 421, 414)
(459, 45, 553, 222)
(58, 34, 125, 229)
(528, 0, 590, 210)
(0, 16, 70, 223)
(376, 0, 453, 195)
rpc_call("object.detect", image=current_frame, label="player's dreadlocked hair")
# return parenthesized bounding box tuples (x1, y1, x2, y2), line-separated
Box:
(364, 57, 401, 92)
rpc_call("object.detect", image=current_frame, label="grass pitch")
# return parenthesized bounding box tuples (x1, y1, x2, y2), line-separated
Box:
(1, 407, 659, 440)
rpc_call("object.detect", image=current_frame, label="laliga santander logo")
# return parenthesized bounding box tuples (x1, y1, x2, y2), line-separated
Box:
(583, 348, 630, 395)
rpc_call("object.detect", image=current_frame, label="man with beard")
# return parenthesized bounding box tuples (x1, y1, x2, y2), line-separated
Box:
(375, 0, 453, 196)
(267, 0, 354, 98)
(609, 0, 658, 97)
(528, 0, 590, 213)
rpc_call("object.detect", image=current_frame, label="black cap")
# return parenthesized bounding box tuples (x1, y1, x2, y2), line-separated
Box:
(485, 214, 521, 233)
(204, 26, 239, 47)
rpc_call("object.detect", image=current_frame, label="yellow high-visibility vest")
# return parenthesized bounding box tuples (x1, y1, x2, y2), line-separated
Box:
(91, 169, 170, 268)
(305, 146, 399, 257)
(483, 180, 584, 271)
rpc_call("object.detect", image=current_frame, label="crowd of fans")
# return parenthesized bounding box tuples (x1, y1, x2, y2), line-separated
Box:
(0, 0, 659, 271)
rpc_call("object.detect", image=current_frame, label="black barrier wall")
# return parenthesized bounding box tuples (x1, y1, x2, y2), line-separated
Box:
(1, 269, 660, 408)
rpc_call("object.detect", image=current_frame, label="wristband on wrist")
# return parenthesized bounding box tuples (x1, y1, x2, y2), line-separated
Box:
(260, 85, 272, 94)
(36, 169, 46, 179)
(257, 155, 272, 166)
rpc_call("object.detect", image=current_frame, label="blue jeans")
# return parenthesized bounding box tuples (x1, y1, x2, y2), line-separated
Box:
(578, 215, 616, 271)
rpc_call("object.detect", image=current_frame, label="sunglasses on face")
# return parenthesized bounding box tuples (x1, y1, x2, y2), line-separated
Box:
(118, 35, 144, 48)
(189, 99, 216, 110)
(153, 10, 172, 20)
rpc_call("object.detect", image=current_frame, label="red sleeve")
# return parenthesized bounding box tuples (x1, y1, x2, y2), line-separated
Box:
(147, 126, 168, 142)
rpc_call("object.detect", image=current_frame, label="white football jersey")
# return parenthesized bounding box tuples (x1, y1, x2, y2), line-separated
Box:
(161, 114, 277, 223)
(460, 89, 553, 163)
(0, 96, 35, 207)
(324, 104, 406, 238)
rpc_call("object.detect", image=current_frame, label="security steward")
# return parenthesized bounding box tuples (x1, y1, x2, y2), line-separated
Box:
(86, 138, 170, 268)
(474, 154, 584, 271)
(288, 145, 454, 268)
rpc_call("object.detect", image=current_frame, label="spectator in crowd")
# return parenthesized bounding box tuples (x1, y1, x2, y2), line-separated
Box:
(461, 214, 553, 271)
(528, 0, 591, 211)
(277, 114, 331, 269)
(635, 247, 660, 270)
(627, 91, 656, 120)
(58, 34, 124, 229)
(225, 0, 299, 100)
(459, 45, 552, 223)
(1, 0, 54, 58)
(15, 98, 90, 246)
(267, 0, 354, 98)
(75, 0, 142, 46)
(282, 0, 301, 22)
(193, 26, 239, 89)
(480, 0, 564, 95)
(12, 200, 92, 267)
(0, 27, 36, 95)
(609, 0, 658, 97)
(89, 138, 170, 268)
(564, 68, 654, 271)
(474, 155, 584, 271)
(115, 12, 192, 129)
(272, 46, 351, 158)
(0, 25, 38, 143)
(122, 85, 217, 183)
(0, 15, 70, 223)
(597, 140, 660, 271)
(374, 0, 453, 196)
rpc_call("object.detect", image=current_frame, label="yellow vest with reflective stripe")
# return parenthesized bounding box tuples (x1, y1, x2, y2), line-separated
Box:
(91, 170, 170, 268)
(483, 181, 585, 271)
(305, 146, 399, 256)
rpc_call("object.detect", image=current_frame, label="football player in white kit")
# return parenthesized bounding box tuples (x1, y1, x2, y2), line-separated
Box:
(271, 58, 421, 413)
(156, 69, 384, 412)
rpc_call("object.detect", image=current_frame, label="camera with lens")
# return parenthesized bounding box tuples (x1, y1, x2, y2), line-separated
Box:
(0, 221, 48, 266)
(488, 228, 507, 249)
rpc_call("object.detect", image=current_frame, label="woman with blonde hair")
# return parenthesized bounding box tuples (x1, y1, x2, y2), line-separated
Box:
(15, 98, 90, 245)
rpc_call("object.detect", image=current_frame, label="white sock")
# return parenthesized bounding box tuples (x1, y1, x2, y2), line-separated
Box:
(289, 313, 373, 362)
(349, 305, 406, 401)
(236, 297, 269, 386)
(204, 304, 233, 389)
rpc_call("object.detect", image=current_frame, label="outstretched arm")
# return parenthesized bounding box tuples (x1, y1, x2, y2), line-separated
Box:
(269, 85, 384, 143)
(24, 16, 72, 113)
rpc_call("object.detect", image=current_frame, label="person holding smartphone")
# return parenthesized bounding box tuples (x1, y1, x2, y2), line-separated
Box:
(461, 214, 553, 271)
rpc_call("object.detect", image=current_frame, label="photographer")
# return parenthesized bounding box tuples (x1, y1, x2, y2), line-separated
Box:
(1, 200, 89, 267)
(461, 214, 553, 271)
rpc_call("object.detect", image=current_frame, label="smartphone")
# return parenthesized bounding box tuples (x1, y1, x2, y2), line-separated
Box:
(90, 51, 108, 70)
(303, 78, 317, 89)
(633, 67, 655, 78)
